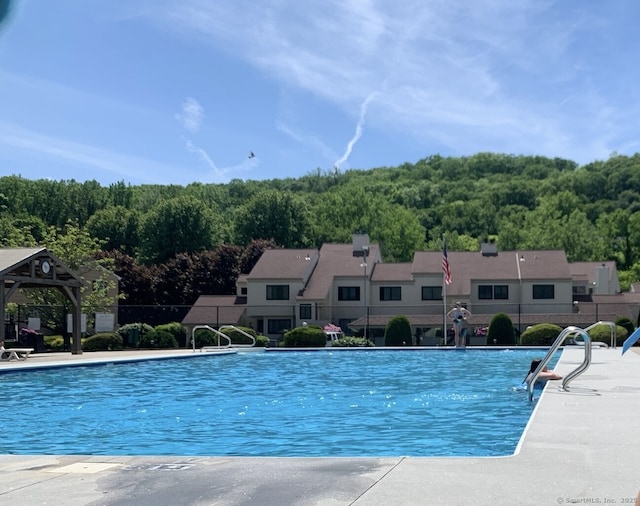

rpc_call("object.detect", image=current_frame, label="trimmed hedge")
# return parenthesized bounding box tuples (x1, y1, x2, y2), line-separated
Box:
(116, 323, 154, 348)
(254, 335, 270, 347)
(588, 323, 627, 347)
(520, 323, 563, 346)
(193, 328, 219, 347)
(385, 315, 412, 346)
(220, 326, 257, 346)
(614, 317, 634, 338)
(154, 322, 188, 347)
(139, 329, 178, 349)
(44, 335, 65, 351)
(84, 332, 123, 351)
(283, 326, 326, 347)
(487, 313, 515, 345)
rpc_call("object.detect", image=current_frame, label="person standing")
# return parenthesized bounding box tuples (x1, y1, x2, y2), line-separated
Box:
(447, 301, 471, 347)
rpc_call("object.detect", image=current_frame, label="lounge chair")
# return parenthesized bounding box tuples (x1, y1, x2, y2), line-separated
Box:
(0, 348, 34, 361)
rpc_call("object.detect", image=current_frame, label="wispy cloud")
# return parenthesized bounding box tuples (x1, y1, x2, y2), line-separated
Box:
(147, 0, 640, 165)
(334, 92, 378, 170)
(0, 121, 188, 184)
(275, 121, 337, 164)
(175, 97, 204, 133)
(185, 138, 217, 170)
(176, 96, 256, 181)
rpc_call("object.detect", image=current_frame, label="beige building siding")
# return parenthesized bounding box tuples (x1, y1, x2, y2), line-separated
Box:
(185, 242, 640, 341)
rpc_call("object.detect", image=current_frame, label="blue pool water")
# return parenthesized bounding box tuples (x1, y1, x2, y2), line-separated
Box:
(0, 349, 558, 457)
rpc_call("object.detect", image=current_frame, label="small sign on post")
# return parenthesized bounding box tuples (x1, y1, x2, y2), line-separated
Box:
(67, 313, 87, 333)
(27, 317, 41, 330)
(95, 313, 115, 333)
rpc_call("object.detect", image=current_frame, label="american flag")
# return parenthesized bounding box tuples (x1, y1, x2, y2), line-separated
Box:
(442, 239, 452, 285)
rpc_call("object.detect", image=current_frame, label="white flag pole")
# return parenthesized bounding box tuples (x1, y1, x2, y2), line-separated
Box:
(442, 236, 448, 346)
(443, 272, 447, 346)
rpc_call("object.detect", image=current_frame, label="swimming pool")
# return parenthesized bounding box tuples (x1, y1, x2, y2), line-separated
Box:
(0, 349, 558, 457)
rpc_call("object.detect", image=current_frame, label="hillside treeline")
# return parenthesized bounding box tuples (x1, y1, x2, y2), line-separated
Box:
(3, 152, 640, 307)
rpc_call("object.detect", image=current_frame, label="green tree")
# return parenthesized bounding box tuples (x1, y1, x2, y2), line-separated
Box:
(0, 216, 43, 248)
(234, 190, 315, 248)
(97, 250, 156, 305)
(86, 206, 140, 256)
(26, 222, 120, 333)
(189, 245, 242, 298)
(139, 196, 226, 264)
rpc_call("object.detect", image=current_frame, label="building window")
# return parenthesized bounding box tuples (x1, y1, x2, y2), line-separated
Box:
(533, 284, 554, 299)
(478, 285, 493, 299)
(494, 285, 509, 299)
(299, 304, 312, 320)
(338, 286, 360, 301)
(380, 286, 401, 301)
(266, 285, 289, 300)
(421, 286, 442, 300)
(240, 287, 247, 295)
(478, 284, 509, 300)
(268, 319, 292, 334)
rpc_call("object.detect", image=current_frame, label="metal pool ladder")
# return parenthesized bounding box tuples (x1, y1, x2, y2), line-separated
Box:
(191, 324, 256, 351)
(526, 325, 594, 402)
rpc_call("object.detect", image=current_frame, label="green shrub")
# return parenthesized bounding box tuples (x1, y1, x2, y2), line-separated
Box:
(155, 322, 187, 347)
(221, 326, 257, 345)
(487, 313, 515, 345)
(331, 336, 374, 347)
(385, 315, 412, 346)
(193, 328, 221, 347)
(116, 323, 154, 348)
(254, 335, 269, 347)
(139, 330, 178, 349)
(283, 326, 326, 347)
(615, 317, 634, 338)
(520, 323, 563, 345)
(588, 323, 627, 347)
(83, 332, 123, 351)
(44, 335, 65, 351)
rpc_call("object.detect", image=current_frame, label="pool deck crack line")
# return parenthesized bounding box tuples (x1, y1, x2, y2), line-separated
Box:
(0, 473, 64, 498)
(348, 457, 406, 505)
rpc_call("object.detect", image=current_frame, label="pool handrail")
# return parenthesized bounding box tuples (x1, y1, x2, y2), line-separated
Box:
(526, 325, 591, 402)
(560, 329, 591, 392)
(575, 320, 616, 349)
(191, 324, 232, 352)
(219, 325, 256, 348)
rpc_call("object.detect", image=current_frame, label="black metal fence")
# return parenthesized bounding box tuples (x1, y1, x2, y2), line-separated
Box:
(5, 300, 636, 338)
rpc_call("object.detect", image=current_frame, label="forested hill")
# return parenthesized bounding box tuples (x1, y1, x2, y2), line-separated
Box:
(2, 152, 640, 290)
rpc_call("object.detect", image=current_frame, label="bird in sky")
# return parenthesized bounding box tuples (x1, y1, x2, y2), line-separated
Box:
(248, 151, 255, 159)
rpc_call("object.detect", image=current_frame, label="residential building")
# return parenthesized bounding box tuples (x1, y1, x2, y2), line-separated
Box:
(183, 236, 640, 345)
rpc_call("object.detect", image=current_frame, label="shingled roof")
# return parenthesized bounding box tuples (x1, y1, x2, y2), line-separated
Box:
(412, 249, 571, 295)
(181, 295, 247, 326)
(300, 243, 382, 300)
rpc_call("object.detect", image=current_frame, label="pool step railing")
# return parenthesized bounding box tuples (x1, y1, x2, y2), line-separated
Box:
(525, 324, 594, 402)
(191, 324, 256, 351)
(218, 325, 256, 348)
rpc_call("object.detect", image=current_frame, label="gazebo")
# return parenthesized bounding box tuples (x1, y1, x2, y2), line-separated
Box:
(0, 247, 83, 354)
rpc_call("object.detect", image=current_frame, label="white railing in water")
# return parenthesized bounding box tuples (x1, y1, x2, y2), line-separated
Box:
(190, 324, 256, 352)
(219, 325, 256, 348)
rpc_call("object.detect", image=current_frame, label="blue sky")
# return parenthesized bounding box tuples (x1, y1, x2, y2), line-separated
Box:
(1, 1, 639, 186)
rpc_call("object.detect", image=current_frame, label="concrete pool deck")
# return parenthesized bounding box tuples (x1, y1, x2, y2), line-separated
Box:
(0, 347, 639, 505)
